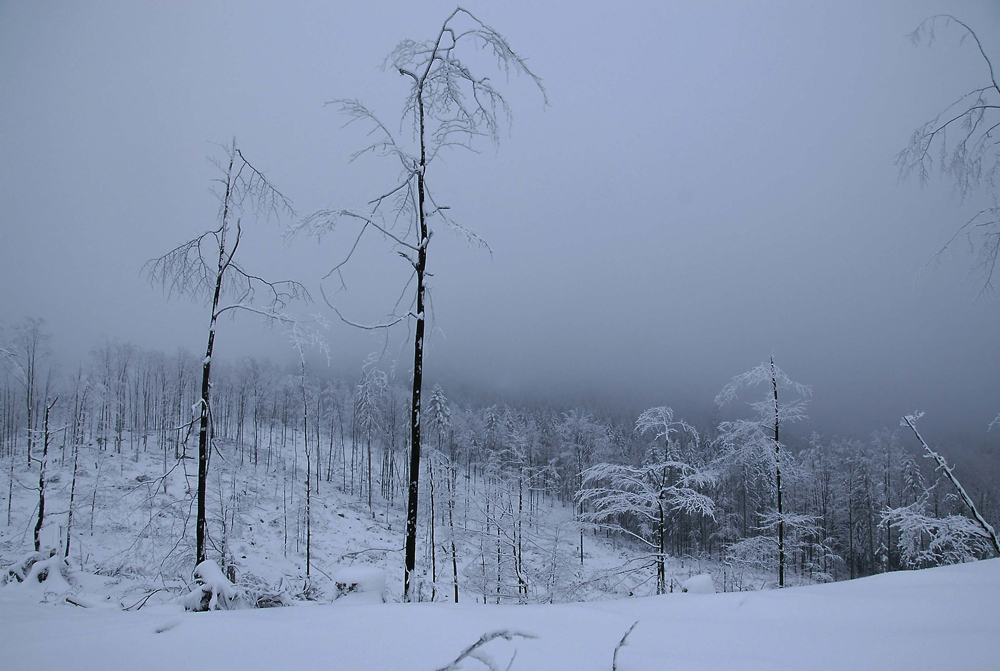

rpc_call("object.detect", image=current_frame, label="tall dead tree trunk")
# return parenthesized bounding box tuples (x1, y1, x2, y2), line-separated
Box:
(34, 397, 56, 551)
(771, 356, 784, 588)
(145, 140, 304, 571)
(297, 8, 544, 602)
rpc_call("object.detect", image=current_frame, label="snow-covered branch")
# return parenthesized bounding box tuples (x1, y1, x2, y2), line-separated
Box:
(901, 413, 1000, 556)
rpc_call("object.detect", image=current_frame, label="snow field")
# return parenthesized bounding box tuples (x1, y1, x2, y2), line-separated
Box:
(1, 559, 996, 670)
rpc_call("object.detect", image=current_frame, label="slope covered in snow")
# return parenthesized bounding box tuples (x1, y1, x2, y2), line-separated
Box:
(2, 558, 996, 670)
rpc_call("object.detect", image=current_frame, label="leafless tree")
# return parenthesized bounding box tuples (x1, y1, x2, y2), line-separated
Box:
(1, 318, 51, 467)
(65, 367, 89, 559)
(355, 356, 387, 516)
(33, 397, 57, 551)
(716, 356, 811, 587)
(295, 7, 546, 601)
(145, 139, 307, 569)
(580, 407, 713, 595)
(898, 15, 1000, 293)
(287, 321, 329, 579)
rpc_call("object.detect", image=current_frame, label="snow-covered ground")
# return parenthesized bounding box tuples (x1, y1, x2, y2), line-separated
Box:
(4, 440, 997, 669)
(2, 558, 997, 670)
(0, 443, 728, 607)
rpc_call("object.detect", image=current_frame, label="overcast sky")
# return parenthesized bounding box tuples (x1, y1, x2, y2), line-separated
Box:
(2, 0, 999, 440)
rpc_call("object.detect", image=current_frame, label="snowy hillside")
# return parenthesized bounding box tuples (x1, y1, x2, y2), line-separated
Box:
(0, 441, 710, 608)
(2, 558, 996, 670)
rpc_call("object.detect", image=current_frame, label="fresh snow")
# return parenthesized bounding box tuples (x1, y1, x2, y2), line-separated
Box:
(333, 565, 386, 604)
(1, 559, 996, 670)
(679, 573, 715, 594)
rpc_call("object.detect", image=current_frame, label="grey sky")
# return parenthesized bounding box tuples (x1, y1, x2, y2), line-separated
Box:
(2, 0, 999, 439)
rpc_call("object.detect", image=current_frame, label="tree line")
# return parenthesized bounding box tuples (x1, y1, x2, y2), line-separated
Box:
(2, 322, 996, 601)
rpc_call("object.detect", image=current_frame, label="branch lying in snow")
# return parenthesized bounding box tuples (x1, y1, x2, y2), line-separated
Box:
(434, 630, 537, 671)
(613, 621, 639, 671)
(336, 546, 402, 561)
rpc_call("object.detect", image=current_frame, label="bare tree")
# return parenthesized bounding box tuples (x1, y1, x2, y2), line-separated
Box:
(355, 356, 387, 516)
(898, 15, 1000, 293)
(65, 367, 89, 559)
(427, 384, 459, 602)
(558, 410, 611, 565)
(578, 450, 715, 594)
(145, 140, 307, 569)
(715, 356, 811, 587)
(33, 397, 57, 551)
(285, 321, 329, 579)
(638, 406, 712, 593)
(295, 7, 546, 601)
(0, 318, 51, 467)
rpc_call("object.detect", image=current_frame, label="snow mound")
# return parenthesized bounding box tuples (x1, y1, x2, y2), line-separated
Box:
(181, 560, 244, 611)
(3, 551, 47, 586)
(680, 573, 715, 594)
(2, 549, 76, 601)
(333, 565, 386, 604)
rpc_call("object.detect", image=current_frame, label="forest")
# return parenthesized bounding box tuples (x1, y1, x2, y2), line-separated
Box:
(1, 322, 997, 604)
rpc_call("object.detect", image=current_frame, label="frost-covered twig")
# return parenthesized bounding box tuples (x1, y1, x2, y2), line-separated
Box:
(613, 621, 639, 671)
(897, 15, 1000, 294)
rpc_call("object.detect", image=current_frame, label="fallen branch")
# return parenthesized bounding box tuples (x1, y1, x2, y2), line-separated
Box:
(122, 588, 164, 611)
(435, 629, 537, 671)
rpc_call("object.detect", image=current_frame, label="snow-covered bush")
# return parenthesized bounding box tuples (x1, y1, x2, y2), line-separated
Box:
(883, 499, 994, 568)
(238, 572, 294, 609)
(2, 549, 77, 600)
(181, 560, 245, 611)
(333, 565, 386, 604)
(3, 551, 46, 585)
(725, 535, 776, 590)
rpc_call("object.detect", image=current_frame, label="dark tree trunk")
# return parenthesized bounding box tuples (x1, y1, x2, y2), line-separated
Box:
(34, 398, 56, 551)
(772, 356, 784, 588)
(196, 156, 233, 568)
(301, 363, 311, 578)
(65, 400, 82, 558)
(429, 456, 436, 600)
(403, 78, 429, 603)
(449, 471, 459, 603)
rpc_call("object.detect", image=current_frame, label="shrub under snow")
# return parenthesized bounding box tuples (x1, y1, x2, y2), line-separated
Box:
(2, 549, 77, 600)
(181, 560, 244, 611)
(333, 566, 386, 604)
